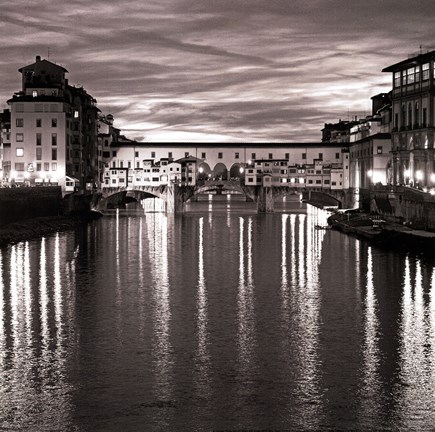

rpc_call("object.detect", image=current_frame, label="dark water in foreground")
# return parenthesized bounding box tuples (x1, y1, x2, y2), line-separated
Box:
(1, 195, 435, 431)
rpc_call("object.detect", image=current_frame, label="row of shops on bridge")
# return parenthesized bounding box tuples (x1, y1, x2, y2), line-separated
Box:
(101, 154, 349, 192)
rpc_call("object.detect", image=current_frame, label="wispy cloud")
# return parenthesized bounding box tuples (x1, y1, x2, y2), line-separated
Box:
(1, 0, 434, 141)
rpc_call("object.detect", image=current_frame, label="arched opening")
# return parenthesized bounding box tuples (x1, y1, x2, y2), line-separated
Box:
(198, 162, 212, 183)
(212, 163, 228, 180)
(229, 163, 245, 180)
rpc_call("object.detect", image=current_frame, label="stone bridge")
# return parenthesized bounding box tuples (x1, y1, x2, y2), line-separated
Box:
(94, 181, 346, 213)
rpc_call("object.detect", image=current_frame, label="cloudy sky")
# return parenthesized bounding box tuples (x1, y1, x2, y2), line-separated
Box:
(1, 0, 434, 142)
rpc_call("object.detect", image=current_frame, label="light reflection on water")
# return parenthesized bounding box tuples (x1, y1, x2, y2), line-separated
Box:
(0, 196, 435, 430)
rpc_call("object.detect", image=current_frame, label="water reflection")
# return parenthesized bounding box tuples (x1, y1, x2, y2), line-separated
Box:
(1, 200, 435, 430)
(396, 258, 435, 428)
(194, 217, 211, 412)
(237, 217, 256, 367)
(0, 236, 77, 430)
(146, 213, 173, 402)
(359, 247, 381, 425)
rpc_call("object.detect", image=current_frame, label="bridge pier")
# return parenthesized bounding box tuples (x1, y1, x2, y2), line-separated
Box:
(257, 187, 274, 213)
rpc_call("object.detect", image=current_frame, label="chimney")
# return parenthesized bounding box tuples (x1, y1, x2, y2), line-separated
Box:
(36, 55, 41, 62)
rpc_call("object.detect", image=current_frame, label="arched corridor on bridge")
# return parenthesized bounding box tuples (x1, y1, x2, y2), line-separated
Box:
(212, 163, 228, 180)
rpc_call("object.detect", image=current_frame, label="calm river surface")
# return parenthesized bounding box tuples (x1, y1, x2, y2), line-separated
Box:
(1, 195, 435, 431)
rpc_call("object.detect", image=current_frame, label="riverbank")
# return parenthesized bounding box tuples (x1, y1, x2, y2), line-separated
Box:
(0, 212, 102, 248)
(327, 210, 435, 252)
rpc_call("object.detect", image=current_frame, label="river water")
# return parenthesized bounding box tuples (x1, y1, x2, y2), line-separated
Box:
(1, 195, 435, 431)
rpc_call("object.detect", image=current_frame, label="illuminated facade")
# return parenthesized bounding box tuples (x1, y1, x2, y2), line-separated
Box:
(383, 50, 435, 188)
(6, 56, 100, 191)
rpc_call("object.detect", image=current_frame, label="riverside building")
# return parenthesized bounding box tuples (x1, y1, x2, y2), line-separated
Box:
(382, 49, 435, 189)
(5, 56, 100, 191)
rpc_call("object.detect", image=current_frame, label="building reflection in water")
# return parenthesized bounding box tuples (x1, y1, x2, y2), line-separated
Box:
(145, 213, 173, 402)
(237, 217, 256, 369)
(195, 217, 211, 403)
(396, 257, 435, 428)
(0, 236, 75, 430)
(359, 247, 381, 422)
(0, 252, 4, 371)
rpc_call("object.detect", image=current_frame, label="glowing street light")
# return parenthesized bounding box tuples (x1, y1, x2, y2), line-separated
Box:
(416, 170, 423, 181)
(367, 170, 373, 178)
(198, 167, 204, 174)
(431, 173, 435, 183)
(239, 167, 244, 174)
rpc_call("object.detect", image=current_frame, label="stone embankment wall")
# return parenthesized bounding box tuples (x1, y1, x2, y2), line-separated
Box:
(371, 186, 435, 231)
(0, 187, 62, 228)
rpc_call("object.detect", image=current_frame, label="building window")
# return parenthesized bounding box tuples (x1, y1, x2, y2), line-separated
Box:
(235, 152, 239, 159)
(268, 153, 273, 159)
(36, 133, 41, 146)
(52, 133, 57, 146)
(335, 152, 340, 159)
(15, 163, 25, 171)
(51, 163, 57, 171)
(251, 153, 256, 160)
(128, 161, 131, 168)
(120, 161, 123, 168)
(51, 118, 57, 127)
(16, 118, 23, 127)
(423, 63, 430, 80)
(16, 148, 24, 157)
(74, 110, 79, 118)
(135, 151, 139, 157)
(36, 118, 42, 128)
(32, 90, 38, 97)
(318, 153, 323, 160)
(408, 103, 412, 128)
(406, 67, 415, 85)
(16, 133, 24, 142)
(415, 65, 420, 82)
(44, 162, 49, 171)
(394, 71, 401, 88)
(201, 152, 206, 159)
(112, 151, 117, 157)
(52, 148, 57, 160)
(218, 152, 223, 159)
(285, 153, 289, 159)
(36, 148, 42, 160)
(302, 153, 306, 160)
(184, 152, 189, 158)
(423, 108, 427, 127)
(36, 163, 41, 171)
(401, 104, 406, 128)
(168, 152, 172, 158)
(151, 151, 155, 158)
(377, 146, 383, 154)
